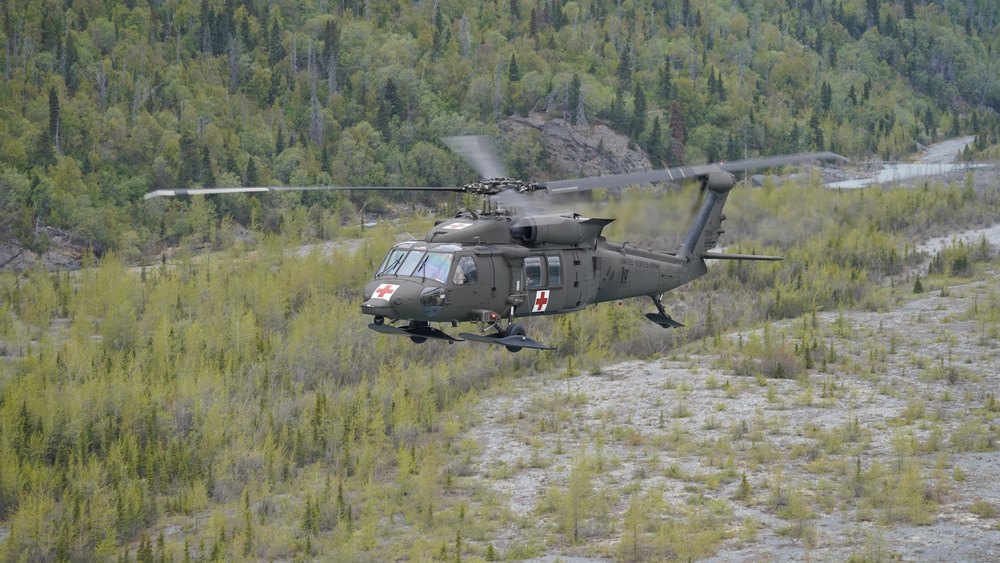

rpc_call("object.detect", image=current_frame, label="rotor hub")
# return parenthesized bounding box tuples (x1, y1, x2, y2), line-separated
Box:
(463, 178, 546, 195)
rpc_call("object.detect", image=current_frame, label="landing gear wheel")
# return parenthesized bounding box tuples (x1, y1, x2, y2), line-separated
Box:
(373, 316, 385, 325)
(504, 323, 527, 353)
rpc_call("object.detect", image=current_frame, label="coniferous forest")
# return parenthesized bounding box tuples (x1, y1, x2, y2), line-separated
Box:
(2, 0, 1000, 560)
(0, 0, 998, 254)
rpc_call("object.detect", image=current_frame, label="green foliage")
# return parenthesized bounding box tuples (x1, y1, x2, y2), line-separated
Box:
(1, 0, 999, 253)
(729, 325, 804, 379)
(0, 239, 551, 559)
(970, 498, 998, 519)
(544, 450, 594, 544)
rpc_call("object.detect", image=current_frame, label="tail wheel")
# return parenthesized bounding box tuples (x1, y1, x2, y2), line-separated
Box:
(504, 323, 526, 353)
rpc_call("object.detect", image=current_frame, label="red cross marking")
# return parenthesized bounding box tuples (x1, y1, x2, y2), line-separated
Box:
(532, 290, 550, 313)
(374, 284, 398, 299)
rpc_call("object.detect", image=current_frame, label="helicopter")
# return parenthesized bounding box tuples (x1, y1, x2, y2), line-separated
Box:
(145, 136, 846, 352)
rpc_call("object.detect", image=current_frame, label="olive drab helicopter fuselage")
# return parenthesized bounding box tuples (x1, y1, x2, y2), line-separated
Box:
(145, 137, 845, 351)
(362, 214, 703, 351)
(362, 182, 726, 351)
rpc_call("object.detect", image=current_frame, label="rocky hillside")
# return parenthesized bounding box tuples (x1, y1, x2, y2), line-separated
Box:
(0, 228, 86, 272)
(501, 114, 652, 179)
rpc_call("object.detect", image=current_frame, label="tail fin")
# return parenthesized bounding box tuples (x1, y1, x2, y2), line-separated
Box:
(679, 171, 733, 260)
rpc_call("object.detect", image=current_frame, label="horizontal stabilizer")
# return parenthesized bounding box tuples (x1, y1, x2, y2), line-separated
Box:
(458, 332, 555, 350)
(368, 323, 464, 343)
(645, 313, 684, 329)
(702, 253, 783, 261)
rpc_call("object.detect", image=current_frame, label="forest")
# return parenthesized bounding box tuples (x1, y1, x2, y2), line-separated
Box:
(2, 0, 1000, 560)
(0, 0, 999, 255)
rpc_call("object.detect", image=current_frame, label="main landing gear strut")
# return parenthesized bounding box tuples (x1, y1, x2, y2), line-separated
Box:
(645, 294, 685, 329)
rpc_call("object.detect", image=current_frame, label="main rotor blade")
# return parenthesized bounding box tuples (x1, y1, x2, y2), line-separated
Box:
(143, 185, 465, 200)
(443, 135, 507, 180)
(543, 151, 848, 194)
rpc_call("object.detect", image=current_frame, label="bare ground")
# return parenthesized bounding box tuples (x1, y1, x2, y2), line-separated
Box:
(918, 137, 975, 164)
(462, 274, 1000, 561)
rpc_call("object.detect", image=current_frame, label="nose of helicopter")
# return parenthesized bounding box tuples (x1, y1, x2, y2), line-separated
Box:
(362, 280, 440, 320)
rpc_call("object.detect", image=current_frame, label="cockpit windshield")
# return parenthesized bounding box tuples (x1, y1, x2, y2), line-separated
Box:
(375, 243, 460, 284)
(412, 252, 451, 283)
(377, 249, 408, 276)
(397, 251, 427, 277)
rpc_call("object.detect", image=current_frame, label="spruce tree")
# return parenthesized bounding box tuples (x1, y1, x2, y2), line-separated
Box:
(669, 100, 685, 165)
(178, 130, 199, 188)
(610, 84, 627, 132)
(647, 115, 665, 168)
(201, 147, 216, 187)
(631, 80, 647, 138)
(617, 46, 631, 87)
(568, 73, 581, 124)
(200, 0, 213, 55)
(64, 34, 79, 93)
(268, 17, 284, 65)
(47, 86, 60, 156)
(508, 54, 520, 83)
(809, 113, 824, 149)
(244, 157, 258, 187)
(658, 62, 673, 105)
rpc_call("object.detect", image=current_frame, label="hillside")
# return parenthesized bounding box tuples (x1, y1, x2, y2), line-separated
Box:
(2, 1, 1000, 560)
(2, 163, 999, 560)
(1, 0, 999, 255)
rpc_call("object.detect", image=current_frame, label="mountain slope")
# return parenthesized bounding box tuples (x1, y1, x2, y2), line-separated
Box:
(0, 0, 998, 253)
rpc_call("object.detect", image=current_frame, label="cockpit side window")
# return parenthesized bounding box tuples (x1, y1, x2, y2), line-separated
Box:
(525, 256, 542, 288)
(453, 256, 478, 284)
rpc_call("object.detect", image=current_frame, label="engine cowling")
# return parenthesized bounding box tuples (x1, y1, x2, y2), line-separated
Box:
(510, 214, 612, 245)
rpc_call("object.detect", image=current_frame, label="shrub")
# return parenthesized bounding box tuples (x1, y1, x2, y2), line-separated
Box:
(970, 499, 997, 519)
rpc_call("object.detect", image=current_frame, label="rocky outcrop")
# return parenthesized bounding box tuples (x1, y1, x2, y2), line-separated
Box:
(500, 114, 651, 179)
(0, 227, 85, 272)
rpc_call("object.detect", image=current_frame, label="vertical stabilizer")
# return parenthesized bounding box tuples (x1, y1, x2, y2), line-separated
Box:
(679, 170, 734, 260)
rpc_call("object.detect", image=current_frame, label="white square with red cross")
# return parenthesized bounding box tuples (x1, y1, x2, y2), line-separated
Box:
(532, 290, 550, 313)
(373, 284, 400, 300)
